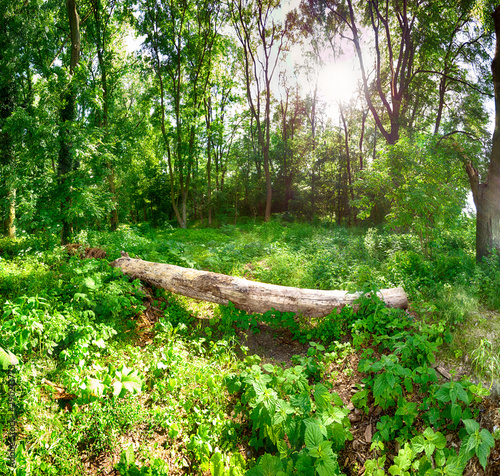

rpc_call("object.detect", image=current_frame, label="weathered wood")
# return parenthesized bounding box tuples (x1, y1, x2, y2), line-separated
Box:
(110, 254, 408, 317)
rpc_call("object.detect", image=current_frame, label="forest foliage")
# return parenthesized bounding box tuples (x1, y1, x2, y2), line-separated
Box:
(2, 0, 500, 474)
(0, 0, 497, 245)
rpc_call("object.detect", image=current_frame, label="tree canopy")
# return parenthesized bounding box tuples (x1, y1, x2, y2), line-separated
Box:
(1, 0, 499, 258)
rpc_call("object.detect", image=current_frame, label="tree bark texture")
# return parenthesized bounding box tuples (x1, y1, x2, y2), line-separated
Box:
(110, 256, 408, 317)
(467, 6, 500, 261)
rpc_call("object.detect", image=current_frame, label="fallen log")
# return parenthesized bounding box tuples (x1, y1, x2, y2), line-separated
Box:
(110, 253, 408, 317)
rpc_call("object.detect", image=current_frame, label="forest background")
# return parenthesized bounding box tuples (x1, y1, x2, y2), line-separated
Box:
(2, 0, 499, 258)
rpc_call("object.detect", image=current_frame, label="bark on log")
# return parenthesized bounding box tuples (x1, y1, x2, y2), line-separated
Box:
(110, 254, 408, 317)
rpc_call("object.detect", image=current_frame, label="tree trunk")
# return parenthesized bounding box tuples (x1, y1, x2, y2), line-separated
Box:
(58, 0, 81, 245)
(0, 77, 16, 238)
(110, 255, 408, 317)
(93, 0, 119, 231)
(5, 189, 15, 237)
(467, 6, 500, 261)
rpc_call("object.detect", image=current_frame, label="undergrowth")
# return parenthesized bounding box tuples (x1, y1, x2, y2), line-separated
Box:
(0, 221, 499, 475)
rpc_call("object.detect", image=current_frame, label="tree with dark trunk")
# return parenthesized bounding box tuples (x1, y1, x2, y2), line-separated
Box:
(58, 0, 81, 244)
(91, 0, 119, 231)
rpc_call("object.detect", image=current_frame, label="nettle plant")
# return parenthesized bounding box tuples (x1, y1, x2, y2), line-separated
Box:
(227, 351, 352, 476)
(365, 421, 496, 476)
(351, 292, 497, 474)
(218, 301, 351, 346)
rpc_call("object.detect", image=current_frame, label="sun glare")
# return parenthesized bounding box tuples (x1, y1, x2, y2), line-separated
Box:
(317, 59, 361, 114)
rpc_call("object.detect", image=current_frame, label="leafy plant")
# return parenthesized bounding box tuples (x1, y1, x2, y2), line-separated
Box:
(228, 352, 351, 475)
(0, 345, 18, 369)
(458, 419, 495, 470)
(66, 363, 144, 404)
(470, 338, 500, 388)
(115, 445, 169, 476)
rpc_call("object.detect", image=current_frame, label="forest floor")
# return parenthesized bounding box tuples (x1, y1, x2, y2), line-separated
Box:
(124, 284, 500, 476)
(234, 310, 500, 476)
(4, 224, 500, 476)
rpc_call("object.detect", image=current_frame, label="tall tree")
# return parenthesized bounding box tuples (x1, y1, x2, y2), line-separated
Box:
(231, 0, 289, 221)
(0, 0, 36, 236)
(58, 0, 82, 244)
(204, 38, 241, 225)
(89, 0, 120, 230)
(139, 0, 225, 228)
(302, 0, 418, 145)
(466, 5, 500, 261)
(0, 4, 18, 237)
(302, 0, 491, 146)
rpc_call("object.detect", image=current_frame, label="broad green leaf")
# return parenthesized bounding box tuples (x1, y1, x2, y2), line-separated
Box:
(290, 391, 312, 413)
(257, 454, 283, 476)
(252, 381, 267, 397)
(86, 377, 105, 397)
(431, 431, 447, 450)
(477, 442, 490, 470)
(315, 446, 338, 476)
(277, 440, 289, 459)
(328, 422, 348, 450)
(479, 428, 495, 447)
(373, 375, 386, 398)
(434, 384, 452, 403)
(113, 366, 143, 397)
(455, 384, 470, 405)
(392, 443, 414, 472)
(262, 363, 274, 373)
(477, 429, 495, 469)
(210, 452, 224, 476)
(434, 449, 446, 467)
(121, 374, 142, 394)
(464, 434, 477, 454)
(412, 435, 425, 454)
(305, 421, 323, 451)
(295, 452, 314, 473)
(450, 403, 462, 426)
(445, 455, 466, 476)
(462, 419, 479, 435)
(314, 384, 331, 411)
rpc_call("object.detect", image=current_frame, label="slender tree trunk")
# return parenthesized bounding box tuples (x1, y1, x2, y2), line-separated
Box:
(359, 109, 367, 171)
(58, 0, 81, 245)
(434, 73, 447, 135)
(340, 107, 354, 225)
(0, 19, 16, 237)
(205, 96, 213, 225)
(0, 97, 16, 238)
(466, 6, 500, 261)
(263, 147, 272, 221)
(4, 190, 15, 238)
(93, 0, 119, 231)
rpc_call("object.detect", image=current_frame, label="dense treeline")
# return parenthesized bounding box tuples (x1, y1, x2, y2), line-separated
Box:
(1, 0, 500, 257)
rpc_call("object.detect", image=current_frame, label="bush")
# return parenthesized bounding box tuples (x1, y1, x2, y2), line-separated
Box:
(476, 250, 500, 310)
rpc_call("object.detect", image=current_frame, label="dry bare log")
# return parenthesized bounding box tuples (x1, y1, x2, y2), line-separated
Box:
(110, 254, 408, 317)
